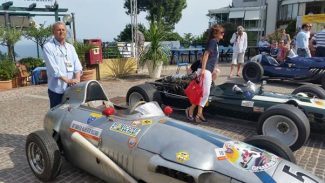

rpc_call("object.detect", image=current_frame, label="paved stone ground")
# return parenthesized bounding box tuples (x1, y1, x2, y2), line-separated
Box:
(0, 63, 324, 182)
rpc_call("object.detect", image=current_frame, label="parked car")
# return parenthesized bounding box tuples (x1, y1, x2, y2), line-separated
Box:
(26, 80, 324, 183)
(127, 74, 325, 151)
(242, 54, 325, 88)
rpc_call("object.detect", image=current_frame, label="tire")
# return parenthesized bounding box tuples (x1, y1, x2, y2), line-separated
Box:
(244, 135, 296, 163)
(320, 75, 325, 90)
(242, 62, 264, 82)
(26, 130, 62, 182)
(292, 84, 325, 99)
(126, 83, 161, 106)
(257, 104, 310, 151)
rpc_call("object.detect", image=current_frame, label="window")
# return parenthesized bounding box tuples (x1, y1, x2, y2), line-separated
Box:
(306, 3, 322, 14)
(287, 4, 293, 20)
(292, 4, 298, 19)
(244, 20, 258, 28)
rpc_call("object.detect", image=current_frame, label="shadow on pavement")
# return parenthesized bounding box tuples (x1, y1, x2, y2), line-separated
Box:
(0, 133, 103, 183)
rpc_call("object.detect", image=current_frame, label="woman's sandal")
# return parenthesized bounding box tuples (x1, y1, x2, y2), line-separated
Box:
(195, 115, 208, 123)
(185, 108, 194, 121)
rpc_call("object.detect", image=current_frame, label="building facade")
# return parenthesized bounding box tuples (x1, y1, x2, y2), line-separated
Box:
(208, 0, 325, 44)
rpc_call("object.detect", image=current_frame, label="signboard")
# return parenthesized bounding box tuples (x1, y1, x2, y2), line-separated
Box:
(0, 0, 54, 6)
(302, 14, 325, 24)
(296, 14, 325, 32)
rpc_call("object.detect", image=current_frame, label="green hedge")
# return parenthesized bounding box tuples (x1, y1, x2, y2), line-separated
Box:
(0, 60, 17, 80)
(19, 57, 45, 72)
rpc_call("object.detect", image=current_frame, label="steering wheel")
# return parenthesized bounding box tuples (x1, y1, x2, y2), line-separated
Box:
(129, 101, 146, 114)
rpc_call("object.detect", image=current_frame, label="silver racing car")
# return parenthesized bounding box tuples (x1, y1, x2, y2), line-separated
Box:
(25, 80, 323, 183)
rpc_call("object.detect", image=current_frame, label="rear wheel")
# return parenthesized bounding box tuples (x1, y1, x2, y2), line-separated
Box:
(244, 135, 296, 163)
(126, 83, 161, 106)
(257, 104, 310, 151)
(292, 84, 325, 99)
(242, 62, 264, 82)
(26, 130, 62, 182)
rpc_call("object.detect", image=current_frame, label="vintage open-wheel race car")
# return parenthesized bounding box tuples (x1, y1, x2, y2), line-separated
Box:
(25, 81, 324, 183)
(127, 74, 325, 151)
(242, 54, 325, 89)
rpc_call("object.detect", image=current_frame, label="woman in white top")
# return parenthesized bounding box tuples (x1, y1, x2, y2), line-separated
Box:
(229, 26, 247, 78)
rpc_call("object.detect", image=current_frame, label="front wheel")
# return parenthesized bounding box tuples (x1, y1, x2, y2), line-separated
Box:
(242, 62, 264, 82)
(292, 84, 325, 99)
(257, 104, 310, 151)
(244, 135, 296, 163)
(126, 83, 161, 107)
(26, 130, 62, 182)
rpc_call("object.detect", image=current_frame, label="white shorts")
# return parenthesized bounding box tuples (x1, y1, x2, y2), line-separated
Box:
(232, 52, 245, 65)
(196, 69, 212, 107)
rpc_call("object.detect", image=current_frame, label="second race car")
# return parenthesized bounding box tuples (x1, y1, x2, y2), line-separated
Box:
(127, 74, 325, 151)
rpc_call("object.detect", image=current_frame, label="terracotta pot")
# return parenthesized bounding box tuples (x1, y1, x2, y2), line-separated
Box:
(81, 69, 95, 81)
(12, 77, 18, 88)
(0, 80, 13, 90)
(146, 61, 163, 79)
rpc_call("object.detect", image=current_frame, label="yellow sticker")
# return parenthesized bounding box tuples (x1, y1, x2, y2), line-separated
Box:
(90, 112, 103, 118)
(176, 151, 190, 163)
(141, 119, 153, 126)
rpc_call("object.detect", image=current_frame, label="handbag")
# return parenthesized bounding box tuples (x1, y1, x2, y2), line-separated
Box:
(184, 76, 203, 105)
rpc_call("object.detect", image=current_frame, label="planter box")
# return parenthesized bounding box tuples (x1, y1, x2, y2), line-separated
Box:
(0, 80, 13, 90)
(81, 69, 95, 81)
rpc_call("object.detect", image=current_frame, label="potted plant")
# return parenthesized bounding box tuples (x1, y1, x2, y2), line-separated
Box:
(139, 21, 169, 79)
(0, 59, 17, 90)
(73, 41, 95, 81)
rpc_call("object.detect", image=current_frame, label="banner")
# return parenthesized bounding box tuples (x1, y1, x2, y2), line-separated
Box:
(302, 14, 325, 24)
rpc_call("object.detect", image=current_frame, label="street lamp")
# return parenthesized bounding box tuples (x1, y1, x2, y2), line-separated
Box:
(28, 3, 36, 11)
(2, 1, 13, 10)
(63, 13, 76, 42)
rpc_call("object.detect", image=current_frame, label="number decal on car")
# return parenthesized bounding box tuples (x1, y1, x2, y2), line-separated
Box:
(283, 165, 319, 183)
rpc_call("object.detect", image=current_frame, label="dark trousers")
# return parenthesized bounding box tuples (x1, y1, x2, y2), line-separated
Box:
(316, 47, 325, 57)
(48, 89, 63, 108)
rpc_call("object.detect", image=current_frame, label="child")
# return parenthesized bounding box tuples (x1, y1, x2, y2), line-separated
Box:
(270, 40, 279, 58)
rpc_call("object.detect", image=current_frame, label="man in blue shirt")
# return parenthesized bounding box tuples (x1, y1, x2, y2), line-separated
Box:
(43, 22, 82, 108)
(296, 23, 312, 57)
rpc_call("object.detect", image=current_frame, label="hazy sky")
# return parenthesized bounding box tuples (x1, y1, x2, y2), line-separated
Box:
(39, 0, 232, 41)
(6, 0, 232, 58)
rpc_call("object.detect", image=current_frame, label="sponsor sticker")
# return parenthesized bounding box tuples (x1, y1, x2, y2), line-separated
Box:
(215, 148, 227, 160)
(159, 119, 167, 123)
(69, 120, 102, 141)
(87, 112, 103, 124)
(131, 120, 141, 127)
(253, 106, 264, 112)
(128, 137, 138, 148)
(241, 100, 254, 107)
(223, 141, 278, 172)
(176, 151, 190, 163)
(74, 88, 82, 93)
(110, 122, 141, 137)
(141, 119, 152, 126)
(59, 104, 70, 109)
(311, 98, 325, 108)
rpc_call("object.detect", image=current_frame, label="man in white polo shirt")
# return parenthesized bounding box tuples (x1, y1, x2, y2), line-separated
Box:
(229, 26, 247, 78)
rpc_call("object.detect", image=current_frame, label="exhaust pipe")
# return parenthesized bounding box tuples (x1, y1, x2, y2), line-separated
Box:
(71, 132, 137, 183)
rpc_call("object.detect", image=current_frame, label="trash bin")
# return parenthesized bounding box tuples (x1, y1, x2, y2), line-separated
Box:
(84, 39, 103, 65)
